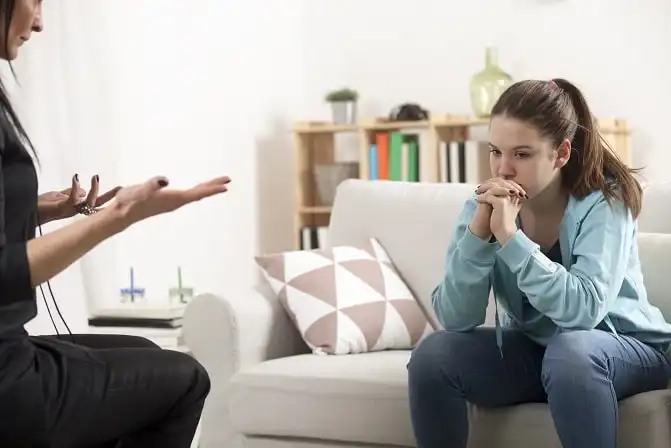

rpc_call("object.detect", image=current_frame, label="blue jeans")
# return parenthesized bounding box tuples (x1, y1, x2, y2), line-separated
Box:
(407, 328, 671, 448)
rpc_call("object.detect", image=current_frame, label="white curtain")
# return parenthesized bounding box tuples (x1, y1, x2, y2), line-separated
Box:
(7, 0, 283, 335)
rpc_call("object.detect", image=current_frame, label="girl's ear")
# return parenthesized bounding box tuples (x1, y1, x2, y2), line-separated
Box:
(555, 138, 572, 168)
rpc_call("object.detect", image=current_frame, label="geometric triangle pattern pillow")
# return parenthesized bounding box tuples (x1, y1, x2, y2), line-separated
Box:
(255, 237, 433, 355)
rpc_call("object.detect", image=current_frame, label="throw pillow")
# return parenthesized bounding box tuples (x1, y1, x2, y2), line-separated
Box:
(255, 237, 432, 355)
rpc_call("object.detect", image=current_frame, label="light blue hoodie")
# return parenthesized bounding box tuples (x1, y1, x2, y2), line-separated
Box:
(431, 188, 671, 356)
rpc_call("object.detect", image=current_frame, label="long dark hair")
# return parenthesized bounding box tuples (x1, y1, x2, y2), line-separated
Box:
(490, 78, 642, 218)
(0, 0, 36, 156)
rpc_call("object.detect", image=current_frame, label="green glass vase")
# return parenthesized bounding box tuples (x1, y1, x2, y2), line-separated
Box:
(469, 47, 514, 118)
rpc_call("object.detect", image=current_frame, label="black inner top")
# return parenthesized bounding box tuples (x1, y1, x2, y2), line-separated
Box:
(520, 239, 561, 321)
(0, 137, 38, 338)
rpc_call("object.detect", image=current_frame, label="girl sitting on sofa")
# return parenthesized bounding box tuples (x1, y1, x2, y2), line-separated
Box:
(407, 78, 671, 448)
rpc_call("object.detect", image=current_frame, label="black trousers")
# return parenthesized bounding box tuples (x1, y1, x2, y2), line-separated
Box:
(24, 333, 210, 448)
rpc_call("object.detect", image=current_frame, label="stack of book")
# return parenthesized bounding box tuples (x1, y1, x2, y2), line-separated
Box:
(87, 303, 187, 352)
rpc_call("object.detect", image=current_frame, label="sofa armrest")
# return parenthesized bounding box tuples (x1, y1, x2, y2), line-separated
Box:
(182, 284, 308, 447)
(183, 283, 308, 379)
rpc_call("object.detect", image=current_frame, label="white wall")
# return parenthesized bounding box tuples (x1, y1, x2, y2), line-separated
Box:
(99, 0, 307, 304)
(303, 0, 671, 182)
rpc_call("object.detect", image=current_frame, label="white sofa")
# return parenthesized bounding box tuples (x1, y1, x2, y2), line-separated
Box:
(184, 179, 671, 448)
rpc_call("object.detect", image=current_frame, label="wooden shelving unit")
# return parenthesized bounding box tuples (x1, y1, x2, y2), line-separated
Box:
(292, 114, 632, 250)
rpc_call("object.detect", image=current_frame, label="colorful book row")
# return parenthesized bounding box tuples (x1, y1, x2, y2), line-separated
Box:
(368, 132, 420, 181)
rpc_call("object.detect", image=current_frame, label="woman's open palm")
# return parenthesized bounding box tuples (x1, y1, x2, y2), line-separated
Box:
(112, 175, 231, 226)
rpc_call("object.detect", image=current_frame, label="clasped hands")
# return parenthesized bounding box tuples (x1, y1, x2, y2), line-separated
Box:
(470, 177, 528, 245)
(38, 173, 231, 227)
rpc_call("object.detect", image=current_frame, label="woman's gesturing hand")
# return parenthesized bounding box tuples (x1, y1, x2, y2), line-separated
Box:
(38, 174, 121, 224)
(109, 175, 232, 229)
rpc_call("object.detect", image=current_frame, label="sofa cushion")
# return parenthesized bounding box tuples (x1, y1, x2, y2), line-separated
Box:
(255, 238, 432, 355)
(227, 351, 417, 447)
(468, 388, 671, 448)
(226, 349, 671, 448)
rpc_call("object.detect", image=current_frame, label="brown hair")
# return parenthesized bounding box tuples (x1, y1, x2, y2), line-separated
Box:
(490, 78, 642, 218)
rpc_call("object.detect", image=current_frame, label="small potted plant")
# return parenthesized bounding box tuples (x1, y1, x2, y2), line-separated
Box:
(325, 87, 359, 124)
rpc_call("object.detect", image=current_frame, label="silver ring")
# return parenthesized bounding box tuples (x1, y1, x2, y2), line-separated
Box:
(76, 203, 97, 216)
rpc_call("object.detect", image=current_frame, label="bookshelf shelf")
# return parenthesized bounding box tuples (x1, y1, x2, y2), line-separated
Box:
(292, 113, 631, 250)
(359, 120, 429, 132)
(299, 206, 333, 214)
(293, 121, 359, 134)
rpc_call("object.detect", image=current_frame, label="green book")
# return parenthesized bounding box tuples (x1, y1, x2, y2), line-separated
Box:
(389, 132, 404, 181)
(405, 134, 420, 182)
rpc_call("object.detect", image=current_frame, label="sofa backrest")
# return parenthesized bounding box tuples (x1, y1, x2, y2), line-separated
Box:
(329, 180, 480, 329)
(636, 233, 671, 320)
(636, 181, 671, 320)
(329, 179, 671, 329)
(639, 181, 671, 232)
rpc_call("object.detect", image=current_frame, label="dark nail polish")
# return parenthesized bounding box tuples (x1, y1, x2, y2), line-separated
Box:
(509, 189, 515, 194)
(94, 175, 99, 182)
(74, 174, 79, 182)
(158, 179, 168, 187)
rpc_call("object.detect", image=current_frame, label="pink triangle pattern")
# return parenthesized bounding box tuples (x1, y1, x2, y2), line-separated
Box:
(255, 237, 433, 355)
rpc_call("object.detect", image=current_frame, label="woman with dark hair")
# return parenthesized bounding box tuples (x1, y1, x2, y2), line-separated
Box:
(0, 1, 230, 446)
(407, 77, 671, 447)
